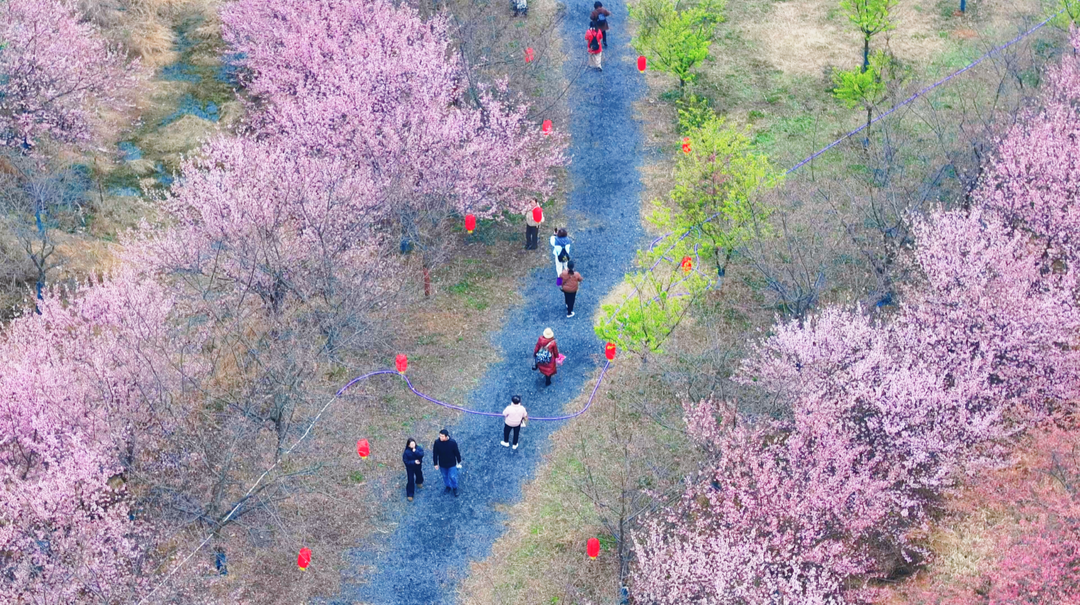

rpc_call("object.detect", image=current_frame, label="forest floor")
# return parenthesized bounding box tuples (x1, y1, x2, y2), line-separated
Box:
(328, 0, 651, 603)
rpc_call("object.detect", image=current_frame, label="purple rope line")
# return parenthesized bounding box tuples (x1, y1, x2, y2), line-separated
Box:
(611, 10, 1063, 317)
(336, 361, 612, 421)
(785, 8, 1064, 175)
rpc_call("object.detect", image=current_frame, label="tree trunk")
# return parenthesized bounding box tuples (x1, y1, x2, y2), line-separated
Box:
(862, 35, 870, 72)
(423, 266, 432, 297)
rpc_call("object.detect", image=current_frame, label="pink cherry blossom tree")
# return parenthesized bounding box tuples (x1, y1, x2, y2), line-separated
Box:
(0, 264, 181, 603)
(221, 0, 566, 294)
(976, 30, 1080, 265)
(0, 0, 138, 150)
(636, 142, 1080, 604)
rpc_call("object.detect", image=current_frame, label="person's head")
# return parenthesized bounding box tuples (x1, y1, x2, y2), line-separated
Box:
(512, 395, 521, 405)
(589, 20, 599, 30)
(406, 438, 416, 450)
(439, 429, 450, 441)
(594, 1, 603, 8)
(567, 261, 575, 273)
(543, 327, 554, 339)
(557, 228, 568, 238)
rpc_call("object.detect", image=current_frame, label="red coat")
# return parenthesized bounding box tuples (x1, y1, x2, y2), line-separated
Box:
(585, 29, 603, 55)
(534, 336, 559, 377)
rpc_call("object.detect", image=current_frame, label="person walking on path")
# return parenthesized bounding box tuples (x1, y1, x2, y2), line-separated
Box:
(432, 429, 463, 497)
(525, 200, 544, 250)
(403, 438, 425, 502)
(559, 261, 584, 318)
(590, 2, 611, 48)
(501, 395, 529, 450)
(533, 328, 559, 386)
(551, 228, 572, 277)
(586, 22, 603, 71)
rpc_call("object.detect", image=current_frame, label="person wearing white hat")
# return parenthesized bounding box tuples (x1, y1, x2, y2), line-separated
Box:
(533, 327, 559, 386)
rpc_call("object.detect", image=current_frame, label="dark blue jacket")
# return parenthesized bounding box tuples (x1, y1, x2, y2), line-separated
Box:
(431, 438, 462, 468)
(403, 445, 424, 467)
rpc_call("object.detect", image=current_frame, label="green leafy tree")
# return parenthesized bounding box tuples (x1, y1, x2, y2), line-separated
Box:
(841, 0, 897, 71)
(630, 0, 725, 88)
(594, 244, 710, 362)
(595, 116, 777, 360)
(832, 50, 892, 141)
(655, 115, 780, 280)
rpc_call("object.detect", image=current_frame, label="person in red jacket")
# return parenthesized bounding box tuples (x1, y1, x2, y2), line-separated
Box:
(586, 21, 603, 71)
(533, 327, 559, 386)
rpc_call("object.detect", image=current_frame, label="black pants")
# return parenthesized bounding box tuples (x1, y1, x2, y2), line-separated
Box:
(563, 290, 577, 315)
(503, 423, 522, 445)
(601, 28, 609, 48)
(525, 225, 539, 249)
(406, 463, 424, 498)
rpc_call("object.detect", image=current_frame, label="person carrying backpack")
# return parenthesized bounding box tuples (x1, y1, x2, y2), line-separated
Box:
(586, 21, 603, 71)
(551, 227, 571, 277)
(533, 328, 559, 386)
(590, 2, 612, 48)
(559, 261, 584, 318)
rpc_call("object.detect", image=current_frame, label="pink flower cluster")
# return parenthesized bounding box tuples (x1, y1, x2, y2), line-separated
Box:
(0, 266, 179, 602)
(0, 0, 138, 149)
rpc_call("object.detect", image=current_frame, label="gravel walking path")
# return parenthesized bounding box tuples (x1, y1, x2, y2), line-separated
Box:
(334, 3, 646, 602)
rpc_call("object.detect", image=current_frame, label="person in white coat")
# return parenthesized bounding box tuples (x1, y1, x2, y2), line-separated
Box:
(550, 228, 572, 278)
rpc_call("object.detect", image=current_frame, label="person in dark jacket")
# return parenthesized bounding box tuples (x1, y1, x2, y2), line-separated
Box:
(534, 327, 559, 386)
(432, 429, 463, 496)
(590, 1, 612, 48)
(403, 438, 424, 501)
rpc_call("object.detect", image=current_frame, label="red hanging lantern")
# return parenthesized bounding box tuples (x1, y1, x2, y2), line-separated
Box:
(681, 256, 693, 273)
(465, 214, 476, 234)
(298, 547, 311, 571)
(532, 206, 543, 223)
(604, 342, 616, 361)
(357, 439, 370, 459)
(525, 47, 535, 63)
(395, 354, 408, 374)
(681, 137, 691, 154)
(542, 120, 552, 135)
(637, 56, 647, 72)
(587, 537, 600, 559)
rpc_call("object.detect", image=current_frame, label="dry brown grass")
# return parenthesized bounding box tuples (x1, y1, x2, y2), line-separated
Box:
(738, 0, 948, 77)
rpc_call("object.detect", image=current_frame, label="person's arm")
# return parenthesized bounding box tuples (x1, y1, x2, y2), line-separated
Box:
(551, 341, 559, 359)
(602, 7, 611, 17)
(454, 443, 462, 465)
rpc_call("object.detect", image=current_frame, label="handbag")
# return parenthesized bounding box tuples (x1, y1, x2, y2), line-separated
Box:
(556, 276, 563, 286)
(556, 353, 565, 366)
(520, 416, 528, 428)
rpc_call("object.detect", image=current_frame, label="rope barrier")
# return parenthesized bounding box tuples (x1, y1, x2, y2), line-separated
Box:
(620, 7, 1066, 306)
(138, 360, 611, 602)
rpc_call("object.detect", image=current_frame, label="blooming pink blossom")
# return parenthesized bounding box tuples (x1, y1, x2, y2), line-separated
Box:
(221, 0, 566, 219)
(0, 0, 139, 148)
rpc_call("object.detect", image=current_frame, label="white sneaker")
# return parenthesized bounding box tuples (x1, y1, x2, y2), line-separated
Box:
(501, 441, 510, 447)
(567, 312, 575, 318)
(512, 444, 518, 450)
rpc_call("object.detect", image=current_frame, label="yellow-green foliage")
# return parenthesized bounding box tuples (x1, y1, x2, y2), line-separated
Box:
(630, 0, 725, 87)
(654, 114, 780, 274)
